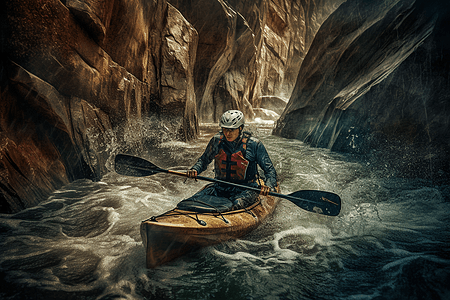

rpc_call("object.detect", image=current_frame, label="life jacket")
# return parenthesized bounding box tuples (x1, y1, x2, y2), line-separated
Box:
(214, 132, 252, 183)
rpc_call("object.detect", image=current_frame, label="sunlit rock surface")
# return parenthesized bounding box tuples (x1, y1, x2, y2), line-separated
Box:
(274, 0, 450, 179)
(0, 0, 196, 212)
(169, 0, 342, 122)
(258, 95, 288, 115)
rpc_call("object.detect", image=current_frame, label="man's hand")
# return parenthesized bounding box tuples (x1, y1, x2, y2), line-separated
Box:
(260, 185, 271, 196)
(186, 169, 198, 179)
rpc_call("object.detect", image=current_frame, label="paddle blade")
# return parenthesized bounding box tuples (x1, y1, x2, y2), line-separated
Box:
(286, 190, 341, 216)
(114, 154, 165, 177)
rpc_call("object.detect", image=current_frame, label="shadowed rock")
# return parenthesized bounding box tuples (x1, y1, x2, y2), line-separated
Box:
(274, 0, 450, 179)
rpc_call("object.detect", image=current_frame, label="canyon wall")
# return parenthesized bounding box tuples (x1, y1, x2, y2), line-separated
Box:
(1, 0, 198, 212)
(274, 0, 450, 180)
(169, 0, 342, 122)
(1, 0, 337, 212)
(2, 0, 449, 212)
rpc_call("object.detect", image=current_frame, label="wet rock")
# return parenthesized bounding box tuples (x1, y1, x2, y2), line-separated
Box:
(169, 0, 341, 122)
(168, 0, 231, 122)
(253, 108, 279, 121)
(1, 0, 340, 213)
(70, 97, 115, 180)
(6, 0, 447, 213)
(1, 0, 198, 212)
(65, 0, 107, 43)
(161, 4, 199, 140)
(258, 95, 287, 115)
(274, 0, 450, 179)
(1, 60, 110, 213)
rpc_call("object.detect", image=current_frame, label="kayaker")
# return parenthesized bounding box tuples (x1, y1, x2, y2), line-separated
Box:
(185, 110, 278, 210)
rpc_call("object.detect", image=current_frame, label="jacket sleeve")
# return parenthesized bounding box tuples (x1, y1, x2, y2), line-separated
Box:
(190, 135, 219, 174)
(255, 141, 278, 189)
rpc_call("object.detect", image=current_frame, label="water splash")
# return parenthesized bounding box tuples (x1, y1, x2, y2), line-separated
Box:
(1, 125, 449, 300)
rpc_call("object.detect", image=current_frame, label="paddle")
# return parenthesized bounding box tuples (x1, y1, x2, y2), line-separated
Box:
(114, 154, 341, 216)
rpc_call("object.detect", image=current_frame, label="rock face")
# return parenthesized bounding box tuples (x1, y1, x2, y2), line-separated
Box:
(274, 0, 450, 179)
(3, 0, 448, 212)
(169, 0, 342, 122)
(1, 0, 338, 212)
(1, 0, 198, 212)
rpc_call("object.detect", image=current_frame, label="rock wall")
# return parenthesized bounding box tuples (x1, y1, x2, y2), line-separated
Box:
(1, 0, 339, 212)
(169, 0, 342, 122)
(7, 0, 448, 212)
(0, 0, 198, 212)
(274, 0, 450, 180)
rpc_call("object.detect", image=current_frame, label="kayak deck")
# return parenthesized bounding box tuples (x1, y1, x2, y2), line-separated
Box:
(140, 190, 280, 268)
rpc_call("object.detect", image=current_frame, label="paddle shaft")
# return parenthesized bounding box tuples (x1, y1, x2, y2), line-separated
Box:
(163, 169, 321, 205)
(114, 154, 341, 215)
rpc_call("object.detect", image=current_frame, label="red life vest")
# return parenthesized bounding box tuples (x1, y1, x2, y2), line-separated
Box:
(214, 133, 250, 183)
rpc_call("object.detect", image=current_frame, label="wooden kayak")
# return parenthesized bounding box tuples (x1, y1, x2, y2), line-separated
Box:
(114, 154, 341, 268)
(140, 186, 280, 268)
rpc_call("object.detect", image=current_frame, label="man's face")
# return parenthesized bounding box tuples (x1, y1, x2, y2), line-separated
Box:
(222, 127, 240, 142)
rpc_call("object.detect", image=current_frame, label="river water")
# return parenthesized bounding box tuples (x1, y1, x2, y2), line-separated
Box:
(1, 122, 449, 300)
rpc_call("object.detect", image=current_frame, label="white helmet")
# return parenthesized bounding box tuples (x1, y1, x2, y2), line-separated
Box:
(219, 110, 245, 129)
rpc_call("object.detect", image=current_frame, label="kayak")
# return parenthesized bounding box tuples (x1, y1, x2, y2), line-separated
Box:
(140, 184, 280, 268)
(114, 154, 340, 268)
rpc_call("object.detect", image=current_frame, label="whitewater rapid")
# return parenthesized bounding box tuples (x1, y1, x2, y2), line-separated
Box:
(1, 123, 449, 300)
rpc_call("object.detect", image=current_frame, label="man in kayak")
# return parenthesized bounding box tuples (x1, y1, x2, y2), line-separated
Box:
(185, 110, 278, 210)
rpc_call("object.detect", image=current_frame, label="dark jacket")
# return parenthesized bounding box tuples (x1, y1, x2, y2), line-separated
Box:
(190, 131, 278, 189)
